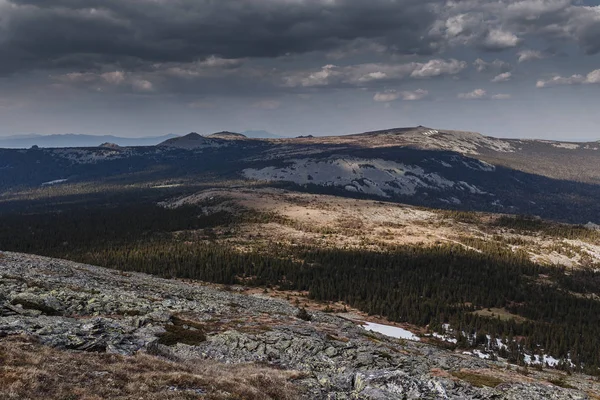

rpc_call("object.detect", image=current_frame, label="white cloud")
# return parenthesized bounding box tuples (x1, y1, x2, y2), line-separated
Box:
(491, 72, 512, 83)
(55, 72, 99, 83)
(482, 29, 520, 50)
(458, 89, 510, 100)
(586, 69, 600, 84)
(132, 79, 154, 91)
(197, 56, 243, 69)
(439, 0, 600, 55)
(399, 89, 429, 101)
(53, 70, 154, 92)
(458, 88, 488, 99)
(101, 71, 126, 85)
(283, 64, 341, 87)
(536, 69, 600, 87)
(373, 90, 400, 102)
(517, 49, 545, 63)
(374, 89, 429, 102)
(473, 58, 512, 73)
(410, 59, 467, 78)
(284, 59, 467, 88)
(163, 57, 245, 79)
(357, 71, 388, 82)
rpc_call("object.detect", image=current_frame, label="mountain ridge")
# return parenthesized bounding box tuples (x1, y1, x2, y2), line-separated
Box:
(1, 125, 600, 224)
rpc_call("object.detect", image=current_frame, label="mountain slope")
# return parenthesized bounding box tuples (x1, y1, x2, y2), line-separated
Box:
(1, 251, 597, 399)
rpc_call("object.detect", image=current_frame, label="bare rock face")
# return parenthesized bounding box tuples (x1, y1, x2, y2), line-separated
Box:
(0, 251, 594, 399)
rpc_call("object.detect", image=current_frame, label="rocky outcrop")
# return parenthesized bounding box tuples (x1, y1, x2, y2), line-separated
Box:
(0, 251, 594, 399)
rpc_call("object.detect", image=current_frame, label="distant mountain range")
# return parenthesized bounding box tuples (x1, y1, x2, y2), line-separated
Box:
(0, 133, 180, 148)
(0, 130, 283, 148)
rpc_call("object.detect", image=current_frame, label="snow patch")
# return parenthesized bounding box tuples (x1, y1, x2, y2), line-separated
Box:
(431, 332, 457, 343)
(551, 143, 580, 150)
(523, 354, 563, 367)
(41, 179, 68, 186)
(361, 321, 420, 341)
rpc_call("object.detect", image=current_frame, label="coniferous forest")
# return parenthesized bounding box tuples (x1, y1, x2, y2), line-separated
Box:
(1, 201, 600, 373)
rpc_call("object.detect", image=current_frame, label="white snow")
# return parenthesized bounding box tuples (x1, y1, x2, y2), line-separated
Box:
(496, 338, 507, 350)
(152, 184, 183, 189)
(361, 321, 420, 341)
(463, 350, 491, 359)
(551, 143, 580, 150)
(523, 354, 562, 367)
(432, 332, 458, 343)
(41, 179, 68, 186)
(473, 350, 491, 359)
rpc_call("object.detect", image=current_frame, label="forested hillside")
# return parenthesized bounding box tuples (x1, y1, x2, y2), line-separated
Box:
(2, 198, 600, 373)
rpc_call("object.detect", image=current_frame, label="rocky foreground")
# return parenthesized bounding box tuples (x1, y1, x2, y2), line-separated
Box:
(0, 251, 596, 399)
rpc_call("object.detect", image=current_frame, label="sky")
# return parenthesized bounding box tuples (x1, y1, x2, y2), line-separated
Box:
(0, 0, 599, 140)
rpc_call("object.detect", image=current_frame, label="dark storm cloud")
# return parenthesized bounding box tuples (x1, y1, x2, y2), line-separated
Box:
(0, 0, 441, 75)
(432, 0, 600, 55)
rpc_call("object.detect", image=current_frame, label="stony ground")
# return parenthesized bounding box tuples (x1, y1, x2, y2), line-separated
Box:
(1, 251, 598, 399)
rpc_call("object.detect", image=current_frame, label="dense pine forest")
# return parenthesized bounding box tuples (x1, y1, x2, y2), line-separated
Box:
(1, 201, 600, 373)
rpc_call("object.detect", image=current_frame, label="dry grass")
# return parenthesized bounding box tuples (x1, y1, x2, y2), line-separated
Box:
(165, 187, 600, 270)
(472, 307, 529, 323)
(0, 336, 302, 400)
(451, 370, 504, 388)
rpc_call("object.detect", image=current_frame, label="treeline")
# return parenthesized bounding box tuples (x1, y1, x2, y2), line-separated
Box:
(2, 204, 600, 372)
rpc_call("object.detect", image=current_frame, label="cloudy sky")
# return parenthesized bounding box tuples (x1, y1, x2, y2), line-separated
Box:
(0, 0, 599, 140)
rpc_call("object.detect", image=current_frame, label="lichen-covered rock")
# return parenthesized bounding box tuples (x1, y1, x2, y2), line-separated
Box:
(10, 292, 64, 315)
